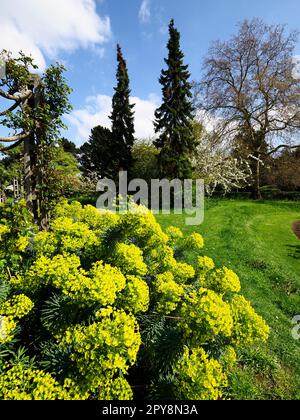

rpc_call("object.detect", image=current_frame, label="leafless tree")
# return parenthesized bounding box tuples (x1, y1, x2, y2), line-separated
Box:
(194, 19, 300, 198)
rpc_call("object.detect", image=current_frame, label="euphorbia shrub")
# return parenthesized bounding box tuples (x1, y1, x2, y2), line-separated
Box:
(0, 200, 269, 400)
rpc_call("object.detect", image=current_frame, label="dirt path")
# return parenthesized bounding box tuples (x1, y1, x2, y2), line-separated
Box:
(292, 221, 300, 239)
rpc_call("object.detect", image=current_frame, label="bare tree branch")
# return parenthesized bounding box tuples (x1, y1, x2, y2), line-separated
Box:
(0, 139, 24, 152)
(0, 132, 29, 143)
(267, 144, 300, 156)
(0, 89, 32, 102)
(0, 101, 21, 116)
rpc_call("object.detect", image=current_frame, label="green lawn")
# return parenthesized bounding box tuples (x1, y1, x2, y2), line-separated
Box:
(156, 199, 300, 400)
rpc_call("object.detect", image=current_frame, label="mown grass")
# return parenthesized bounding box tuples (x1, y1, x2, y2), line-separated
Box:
(156, 199, 300, 400)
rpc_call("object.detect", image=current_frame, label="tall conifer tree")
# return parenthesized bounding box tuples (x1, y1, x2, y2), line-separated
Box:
(154, 20, 196, 179)
(110, 45, 135, 176)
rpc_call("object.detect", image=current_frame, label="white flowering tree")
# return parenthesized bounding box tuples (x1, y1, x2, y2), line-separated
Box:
(192, 122, 251, 195)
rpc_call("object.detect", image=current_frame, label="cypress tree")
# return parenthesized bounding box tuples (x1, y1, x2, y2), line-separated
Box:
(154, 19, 196, 179)
(110, 44, 135, 177)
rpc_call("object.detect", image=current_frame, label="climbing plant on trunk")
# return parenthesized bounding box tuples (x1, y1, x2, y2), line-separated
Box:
(0, 51, 72, 228)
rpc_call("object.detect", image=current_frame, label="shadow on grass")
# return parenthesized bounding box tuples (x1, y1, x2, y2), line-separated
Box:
(286, 244, 300, 259)
(255, 200, 300, 212)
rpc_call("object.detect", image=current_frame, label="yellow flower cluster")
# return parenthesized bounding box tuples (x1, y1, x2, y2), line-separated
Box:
(197, 256, 215, 272)
(119, 276, 150, 314)
(166, 226, 183, 245)
(54, 200, 119, 233)
(15, 236, 30, 253)
(54, 200, 84, 220)
(149, 245, 174, 272)
(0, 316, 17, 344)
(155, 272, 184, 314)
(83, 207, 119, 232)
(0, 294, 34, 344)
(0, 294, 34, 319)
(99, 377, 133, 401)
(203, 267, 241, 294)
(230, 295, 270, 345)
(33, 231, 59, 256)
(24, 255, 126, 307)
(0, 224, 10, 240)
(61, 308, 141, 389)
(88, 261, 126, 306)
(114, 243, 147, 276)
(174, 347, 228, 400)
(33, 216, 101, 258)
(0, 364, 86, 400)
(183, 232, 204, 251)
(51, 217, 99, 253)
(21, 254, 83, 292)
(172, 262, 195, 283)
(179, 289, 233, 343)
(150, 243, 196, 278)
(121, 204, 168, 252)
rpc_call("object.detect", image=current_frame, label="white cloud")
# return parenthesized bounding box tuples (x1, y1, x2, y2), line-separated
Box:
(67, 95, 112, 143)
(66, 93, 160, 145)
(132, 95, 159, 138)
(0, 0, 112, 69)
(139, 0, 151, 23)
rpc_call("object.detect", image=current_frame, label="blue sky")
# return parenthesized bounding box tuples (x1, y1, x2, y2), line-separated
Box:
(1, 0, 300, 145)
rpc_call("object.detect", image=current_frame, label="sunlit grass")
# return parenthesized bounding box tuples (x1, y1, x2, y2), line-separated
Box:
(157, 199, 300, 400)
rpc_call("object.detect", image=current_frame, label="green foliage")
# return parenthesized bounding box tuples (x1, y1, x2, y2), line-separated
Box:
(0, 200, 269, 400)
(0, 52, 71, 150)
(80, 126, 116, 179)
(0, 51, 37, 134)
(131, 140, 159, 182)
(0, 50, 72, 227)
(110, 45, 135, 177)
(0, 199, 36, 275)
(80, 45, 135, 182)
(34, 64, 73, 223)
(0, 146, 23, 190)
(46, 145, 81, 201)
(60, 138, 78, 157)
(154, 20, 196, 179)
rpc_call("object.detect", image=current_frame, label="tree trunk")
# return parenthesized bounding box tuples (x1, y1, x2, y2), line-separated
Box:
(252, 157, 262, 200)
(22, 86, 39, 220)
(24, 137, 32, 204)
(34, 77, 50, 231)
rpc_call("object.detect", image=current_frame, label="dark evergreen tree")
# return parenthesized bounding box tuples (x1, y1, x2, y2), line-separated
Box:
(79, 126, 116, 179)
(154, 19, 196, 179)
(110, 44, 135, 176)
(60, 138, 78, 157)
